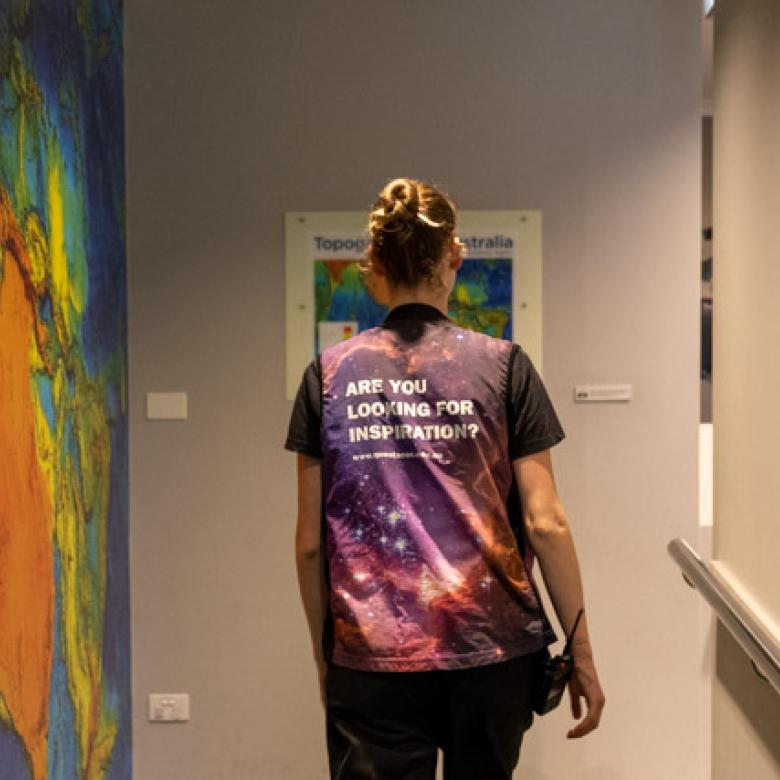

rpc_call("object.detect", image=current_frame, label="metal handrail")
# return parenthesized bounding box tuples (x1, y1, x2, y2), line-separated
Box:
(668, 538, 780, 696)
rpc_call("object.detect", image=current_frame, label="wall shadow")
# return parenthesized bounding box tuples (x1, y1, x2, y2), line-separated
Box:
(715, 622, 780, 769)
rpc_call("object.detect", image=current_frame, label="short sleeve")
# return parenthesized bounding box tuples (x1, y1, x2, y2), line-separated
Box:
(284, 358, 322, 458)
(506, 344, 565, 460)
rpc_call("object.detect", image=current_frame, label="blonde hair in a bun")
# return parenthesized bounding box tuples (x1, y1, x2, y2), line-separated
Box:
(365, 177, 456, 289)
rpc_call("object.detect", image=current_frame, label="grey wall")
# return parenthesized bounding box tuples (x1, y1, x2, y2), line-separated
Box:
(125, 2, 703, 777)
(713, 0, 780, 777)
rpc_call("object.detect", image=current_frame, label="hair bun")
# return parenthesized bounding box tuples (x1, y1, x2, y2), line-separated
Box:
(371, 179, 421, 234)
(387, 179, 419, 224)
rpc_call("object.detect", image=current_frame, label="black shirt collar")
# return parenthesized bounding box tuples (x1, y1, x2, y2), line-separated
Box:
(382, 303, 450, 324)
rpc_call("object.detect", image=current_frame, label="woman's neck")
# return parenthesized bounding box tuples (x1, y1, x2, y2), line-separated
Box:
(386, 285, 450, 317)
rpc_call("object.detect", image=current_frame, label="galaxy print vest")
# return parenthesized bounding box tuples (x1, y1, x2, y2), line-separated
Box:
(320, 312, 555, 671)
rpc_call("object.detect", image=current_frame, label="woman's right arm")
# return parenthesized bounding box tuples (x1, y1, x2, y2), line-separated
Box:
(512, 448, 606, 738)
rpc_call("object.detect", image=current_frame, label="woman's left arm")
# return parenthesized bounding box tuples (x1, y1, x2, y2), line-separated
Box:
(294, 453, 328, 704)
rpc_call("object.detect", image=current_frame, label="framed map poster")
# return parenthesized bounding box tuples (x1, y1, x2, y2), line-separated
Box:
(285, 211, 542, 399)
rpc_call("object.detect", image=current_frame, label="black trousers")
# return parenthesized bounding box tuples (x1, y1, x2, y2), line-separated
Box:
(325, 652, 541, 780)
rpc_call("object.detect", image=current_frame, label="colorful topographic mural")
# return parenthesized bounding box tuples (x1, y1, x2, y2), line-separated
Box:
(314, 257, 513, 353)
(0, 1, 129, 778)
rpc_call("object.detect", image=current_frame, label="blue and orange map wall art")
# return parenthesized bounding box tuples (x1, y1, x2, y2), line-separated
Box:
(0, 1, 130, 778)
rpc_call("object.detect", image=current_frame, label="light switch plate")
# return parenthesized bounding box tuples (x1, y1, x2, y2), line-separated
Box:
(146, 392, 188, 420)
(148, 693, 190, 722)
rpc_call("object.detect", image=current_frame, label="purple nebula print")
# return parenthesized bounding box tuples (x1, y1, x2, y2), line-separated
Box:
(320, 318, 555, 672)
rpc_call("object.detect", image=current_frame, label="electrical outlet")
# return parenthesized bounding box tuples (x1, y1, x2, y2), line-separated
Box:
(148, 693, 190, 722)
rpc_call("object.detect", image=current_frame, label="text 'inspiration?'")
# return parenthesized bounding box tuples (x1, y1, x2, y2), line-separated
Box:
(344, 378, 481, 443)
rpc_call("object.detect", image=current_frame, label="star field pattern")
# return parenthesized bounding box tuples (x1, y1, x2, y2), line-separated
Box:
(320, 316, 555, 672)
